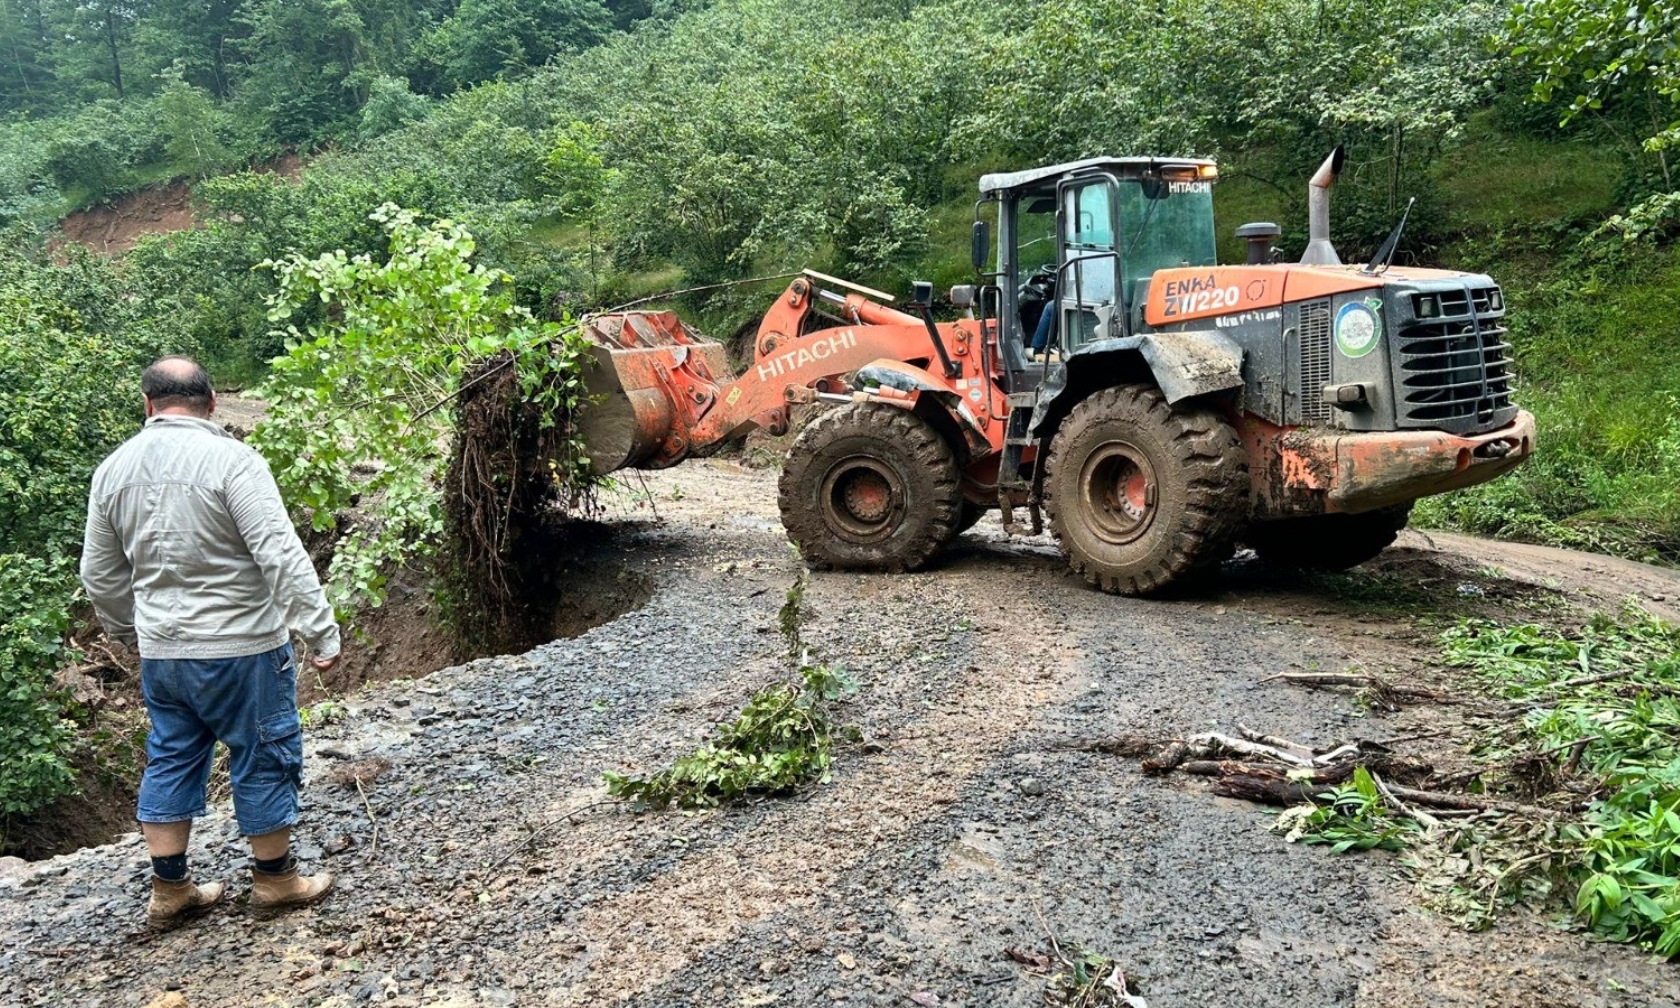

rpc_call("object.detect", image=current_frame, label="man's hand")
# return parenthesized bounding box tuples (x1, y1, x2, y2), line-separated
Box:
(312, 653, 340, 672)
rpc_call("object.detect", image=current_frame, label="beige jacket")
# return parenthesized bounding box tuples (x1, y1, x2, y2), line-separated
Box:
(80, 415, 340, 660)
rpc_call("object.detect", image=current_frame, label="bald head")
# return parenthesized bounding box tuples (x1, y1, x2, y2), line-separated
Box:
(142, 356, 215, 418)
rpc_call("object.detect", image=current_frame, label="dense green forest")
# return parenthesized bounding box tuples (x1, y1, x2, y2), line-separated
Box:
(2, 0, 1678, 819)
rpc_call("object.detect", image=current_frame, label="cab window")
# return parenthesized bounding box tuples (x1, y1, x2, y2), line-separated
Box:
(1065, 182, 1116, 308)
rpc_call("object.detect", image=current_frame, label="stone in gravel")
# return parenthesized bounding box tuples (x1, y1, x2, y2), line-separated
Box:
(1017, 777, 1044, 796)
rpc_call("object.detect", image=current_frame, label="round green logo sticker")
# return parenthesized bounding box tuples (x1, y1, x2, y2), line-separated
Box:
(1334, 299, 1381, 358)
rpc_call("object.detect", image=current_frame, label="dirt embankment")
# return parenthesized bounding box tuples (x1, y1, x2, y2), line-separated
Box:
(55, 183, 198, 255)
(3, 460, 1678, 1008)
(53, 153, 305, 256)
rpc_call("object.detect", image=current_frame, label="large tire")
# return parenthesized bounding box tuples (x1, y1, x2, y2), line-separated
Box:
(1043, 385, 1248, 595)
(954, 500, 987, 535)
(778, 403, 962, 572)
(1244, 504, 1413, 571)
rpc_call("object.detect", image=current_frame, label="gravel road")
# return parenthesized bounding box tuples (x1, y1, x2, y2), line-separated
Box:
(2, 460, 1675, 1008)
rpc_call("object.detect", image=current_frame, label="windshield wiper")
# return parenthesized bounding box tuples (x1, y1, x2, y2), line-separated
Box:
(1124, 191, 1161, 259)
(1362, 196, 1415, 276)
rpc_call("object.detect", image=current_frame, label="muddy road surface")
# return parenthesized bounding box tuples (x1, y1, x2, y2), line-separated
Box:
(2, 461, 1676, 1008)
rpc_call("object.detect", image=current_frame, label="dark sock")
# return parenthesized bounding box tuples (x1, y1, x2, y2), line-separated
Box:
(151, 853, 188, 882)
(253, 852, 292, 875)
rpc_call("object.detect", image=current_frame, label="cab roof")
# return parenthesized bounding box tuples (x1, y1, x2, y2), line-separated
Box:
(978, 156, 1217, 197)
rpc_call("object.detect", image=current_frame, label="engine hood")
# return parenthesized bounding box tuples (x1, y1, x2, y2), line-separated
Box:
(1142, 263, 1490, 328)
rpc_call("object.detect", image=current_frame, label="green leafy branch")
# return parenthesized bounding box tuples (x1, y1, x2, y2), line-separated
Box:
(1276, 767, 1421, 853)
(251, 203, 596, 615)
(604, 574, 859, 810)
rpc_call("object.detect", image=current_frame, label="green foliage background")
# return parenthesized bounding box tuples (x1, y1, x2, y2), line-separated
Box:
(2, 0, 1679, 819)
(0, 242, 191, 814)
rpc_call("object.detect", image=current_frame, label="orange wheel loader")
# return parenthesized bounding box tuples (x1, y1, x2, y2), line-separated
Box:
(575, 148, 1535, 595)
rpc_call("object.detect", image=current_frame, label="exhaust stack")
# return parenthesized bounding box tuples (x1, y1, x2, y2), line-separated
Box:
(1300, 146, 1345, 266)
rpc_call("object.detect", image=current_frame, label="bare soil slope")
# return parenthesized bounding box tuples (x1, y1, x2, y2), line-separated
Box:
(54, 154, 305, 256)
(55, 183, 198, 255)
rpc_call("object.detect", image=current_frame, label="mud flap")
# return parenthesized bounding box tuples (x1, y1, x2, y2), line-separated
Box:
(1029, 332, 1245, 439)
(853, 361, 993, 460)
(1135, 331, 1245, 404)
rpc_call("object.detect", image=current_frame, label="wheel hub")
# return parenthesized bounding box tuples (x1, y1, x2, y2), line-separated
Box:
(842, 470, 893, 523)
(821, 456, 904, 541)
(1078, 440, 1157, 544)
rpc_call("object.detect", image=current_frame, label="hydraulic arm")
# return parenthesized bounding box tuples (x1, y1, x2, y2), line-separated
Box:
(576, 272, 1001, 474)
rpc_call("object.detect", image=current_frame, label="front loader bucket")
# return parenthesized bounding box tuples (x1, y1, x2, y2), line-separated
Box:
(575, 312, 733, 474)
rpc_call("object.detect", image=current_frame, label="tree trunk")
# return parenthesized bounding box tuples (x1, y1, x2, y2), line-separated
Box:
(104, 9, 123, 98)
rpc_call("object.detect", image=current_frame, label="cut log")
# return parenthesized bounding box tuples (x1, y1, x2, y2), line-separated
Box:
(1211, 774, 1332, 806)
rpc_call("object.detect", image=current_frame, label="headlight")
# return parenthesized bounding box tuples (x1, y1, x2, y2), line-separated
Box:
(1488, 289, 1504, 312)
(1413, 293, 1441, 319)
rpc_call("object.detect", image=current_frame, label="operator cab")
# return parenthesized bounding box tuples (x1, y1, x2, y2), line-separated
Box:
(974, 157, 1219, 373)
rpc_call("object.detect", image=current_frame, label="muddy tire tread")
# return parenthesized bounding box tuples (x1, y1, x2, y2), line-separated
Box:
(953, 500, 986, 536)
(1043, 385, 1248, 596)
(777, 403, 961, 573)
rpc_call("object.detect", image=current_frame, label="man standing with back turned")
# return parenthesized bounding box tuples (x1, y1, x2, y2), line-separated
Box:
(81, 356, 341, 929)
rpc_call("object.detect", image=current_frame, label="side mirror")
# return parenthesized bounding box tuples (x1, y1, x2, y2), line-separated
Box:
(971, 220, 990, 271)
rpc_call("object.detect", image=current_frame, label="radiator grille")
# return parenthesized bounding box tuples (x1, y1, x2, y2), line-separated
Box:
(1298, 298, 1332, 425)
(1397, 285, 1515, 431)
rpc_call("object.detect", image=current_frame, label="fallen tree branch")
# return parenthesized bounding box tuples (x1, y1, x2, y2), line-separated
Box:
(353, 778, 379, 855)
(491, 800, 620, 869)
(1260, 671, 1450, 709)
(1050, 735, 1157, 758)
(1188, 732, 1316, 767)
(1376, 730, 1453, 746)
(1204, 769, 1559, 817)
(1260, 672, 1379, 688)
(1554, 668, 1635, 690)
(1370, 771, 1442, 830)
(1313, 742, 1364, 766)
(1535, 735, 1601, 759)
(1379, 783, 1558, 818)
(1235, 724, 1315, 762)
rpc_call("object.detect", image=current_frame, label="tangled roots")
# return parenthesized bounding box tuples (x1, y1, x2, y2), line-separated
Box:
(444, 352, 595, 650)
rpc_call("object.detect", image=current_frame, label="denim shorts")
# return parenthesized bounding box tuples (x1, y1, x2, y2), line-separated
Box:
(138, 642, 303, 837)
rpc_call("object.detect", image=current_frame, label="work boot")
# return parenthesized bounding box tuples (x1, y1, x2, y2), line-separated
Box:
(147, 876, 226, 930)
(249, 858, 334, 915)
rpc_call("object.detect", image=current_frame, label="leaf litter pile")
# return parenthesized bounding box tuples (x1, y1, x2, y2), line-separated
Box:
(1074, 604, 1680, 956)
